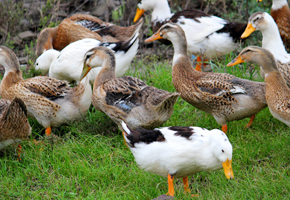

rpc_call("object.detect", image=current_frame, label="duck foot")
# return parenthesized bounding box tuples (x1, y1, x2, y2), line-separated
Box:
(245, 115, 255, 128)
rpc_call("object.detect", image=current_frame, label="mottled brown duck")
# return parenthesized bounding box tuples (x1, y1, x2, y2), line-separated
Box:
(80, 46, 180, 130)
(145, 23, 267, 133)
(0, 46, 92, 136)
(228, 46, 290, 127)
(36, 14, 144, 56)
(0, 98, 31, 157)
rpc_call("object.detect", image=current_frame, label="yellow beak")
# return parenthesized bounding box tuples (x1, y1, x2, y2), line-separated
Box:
(144, 31, 163, 43)
(222, 159, 234, 179)
(227, 55, 245, 67)
(80, 63, 92, 81)
(257, 0, 262, 2)
(134, 8, 145, 22)
(241, 23, 256, 39)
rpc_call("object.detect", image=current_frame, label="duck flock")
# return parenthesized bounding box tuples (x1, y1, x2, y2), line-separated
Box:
(0, 0, 290, 197)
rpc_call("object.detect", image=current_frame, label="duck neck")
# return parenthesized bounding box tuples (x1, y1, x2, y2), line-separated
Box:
(272, 0, 288, 10)
(258, 52, 280, 75)
(261, 20, 288, 59)
(93, 59, 116, 89)
(170, 34, 191, 69)
(151, 1, 172, 23)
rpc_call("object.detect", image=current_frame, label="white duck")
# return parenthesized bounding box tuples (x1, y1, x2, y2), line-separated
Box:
(134, 0, 247, 70)
(121, 121, 234, 197)
(241, 12, 290, 86)
(35, 28, 140, 85)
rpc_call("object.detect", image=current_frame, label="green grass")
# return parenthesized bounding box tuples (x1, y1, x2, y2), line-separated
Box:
(1, 52, 290, 199)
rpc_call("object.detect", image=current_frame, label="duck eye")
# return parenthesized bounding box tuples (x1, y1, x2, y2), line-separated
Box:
(222, 150, 224, 153)
(86, 54, 92, 60)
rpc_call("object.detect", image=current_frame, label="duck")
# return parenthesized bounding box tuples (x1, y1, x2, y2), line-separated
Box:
(79, 46, 180, 130)
(0, 46, 92, 136)
(35, 27, 140, 85)
(134, 0, 247, 71)
(258, 0, 290, 49)
(145, 23, 267, 133)
(227, 46, 290, 127)
(0, 98, 31, 159)
(121, 121, 234, 197)
(36, 14, 144, 57)
(241, 12, 290, 86)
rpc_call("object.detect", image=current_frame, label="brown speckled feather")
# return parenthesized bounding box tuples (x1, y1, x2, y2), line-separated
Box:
(265, 72, 290, 124)
(94, 76, 179, 129)
(87, 46, 179, 129)
(36, 14, 143, 56)
(0, 98, 31, 149)
(271, 5, 290, 49)
(172, 56, 267, 124)
(0, 46, 92, 129)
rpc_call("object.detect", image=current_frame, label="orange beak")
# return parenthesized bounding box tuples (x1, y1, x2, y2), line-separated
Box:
(241, 23, 256, 39)
(144, 31, 163, 43)
(80, 64, 92, 81)
(222, 159, 234, 179)
(134, 8, 145, 22)
(227, 56, 245, 67)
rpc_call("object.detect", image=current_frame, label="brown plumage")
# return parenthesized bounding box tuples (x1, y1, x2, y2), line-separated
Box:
(0, 98, 31, 150)
(36, 14, 144, 56)
(228, 46, 290, 126)
(271, 0, 290, 49)
(0, 46, 92, 135)
(80, 46, 180, 129)
(145, 23, 267, 133)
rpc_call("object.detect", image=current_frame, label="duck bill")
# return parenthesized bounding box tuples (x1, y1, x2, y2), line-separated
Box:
(145, 31, 163, 43)
(241, 23, 256, 39)
(222, 159, 234, 179)
(227, 56, 245, 67)
(80, 64, 92, 81)
(257, 0, 262, 2)
(134, 8, 145, 22)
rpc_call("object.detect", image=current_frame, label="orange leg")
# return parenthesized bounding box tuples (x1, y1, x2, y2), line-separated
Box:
(245, 115, 255, 128)
(195, 56, 202, 71)
(183, 177, 198, 197)
(183, 177, 191, 193)
(17, 144, 22, 161)
(166, 174, 175, 197)
(45, 127, 52, 136)
(122, 132, 128, 147)
(222, 124, 228, 134)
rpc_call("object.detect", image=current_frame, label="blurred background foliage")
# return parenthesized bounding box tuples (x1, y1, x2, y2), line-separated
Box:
(0, 0, 272, 68)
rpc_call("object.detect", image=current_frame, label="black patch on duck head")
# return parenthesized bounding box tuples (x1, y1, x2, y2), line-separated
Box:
(169, 126, 194, 140)
(127, 127, 166, 147)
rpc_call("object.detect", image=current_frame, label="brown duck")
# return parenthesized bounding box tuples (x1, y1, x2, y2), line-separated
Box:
(0, 46, 92, 136)
(36, 14, 144, 56)
(145, 23, 267, 133)
(0, 98, 31, 156)
(228, 46, 290, 127)
(80, 46, 180, 130)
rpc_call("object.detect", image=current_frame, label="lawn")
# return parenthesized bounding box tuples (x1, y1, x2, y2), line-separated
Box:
(0, 0, 289, 199)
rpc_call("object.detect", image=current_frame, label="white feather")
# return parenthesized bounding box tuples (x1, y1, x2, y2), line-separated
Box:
(126, 125, 233, 178)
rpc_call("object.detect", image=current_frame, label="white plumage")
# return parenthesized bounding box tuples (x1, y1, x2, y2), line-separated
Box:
(121, 121, 234, 196)
(35, 31, 140, 84)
